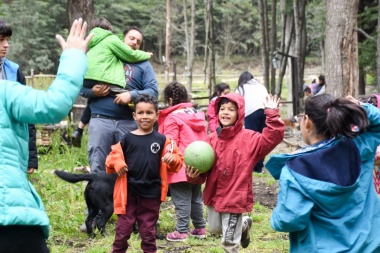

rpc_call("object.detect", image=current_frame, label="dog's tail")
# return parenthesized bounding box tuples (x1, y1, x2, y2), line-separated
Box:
(54, 170, 97, 183)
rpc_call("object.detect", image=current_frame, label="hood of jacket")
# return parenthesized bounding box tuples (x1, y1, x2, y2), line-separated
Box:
(266, 138, 361, 208)
(88, 27, 113, 49)
(214, 93, 245, 138)
(158, 102, 206, 133)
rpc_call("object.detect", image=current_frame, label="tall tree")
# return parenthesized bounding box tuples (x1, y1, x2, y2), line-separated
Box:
(67, 0, 94, 25)
(258, 0, 270, 89)
(270, 0, 277, 94)
(293, 0, 307, 100)
(204, 0, 216, 97)
(325, 0, 360, 97)
(165, 0, 171, 84)
(276, 0, 294, 98)
(183, 0, 196, 93)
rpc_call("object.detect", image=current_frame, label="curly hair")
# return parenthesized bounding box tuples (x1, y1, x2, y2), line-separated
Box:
(134, 94, 158, 112)
(163, 81, 189, 106)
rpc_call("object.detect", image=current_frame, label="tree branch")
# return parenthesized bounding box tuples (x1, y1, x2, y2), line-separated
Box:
(355, 27, 376, 42)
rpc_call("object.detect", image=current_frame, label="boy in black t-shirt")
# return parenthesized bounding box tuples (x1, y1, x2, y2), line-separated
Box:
(106, 94, 183, 253)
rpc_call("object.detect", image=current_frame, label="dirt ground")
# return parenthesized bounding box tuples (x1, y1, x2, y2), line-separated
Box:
(253, 128, 305, 209)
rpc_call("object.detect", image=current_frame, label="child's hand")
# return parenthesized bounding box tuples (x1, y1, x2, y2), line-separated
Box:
(264, 94, 280, 109)
(93, 84, 110, 96)
(186, 165, 200, 178)
(56, 18, 93, 53)
(147, 52, 153, 57)
(162, 153, 175, 165)
(117, 166, 128, 177)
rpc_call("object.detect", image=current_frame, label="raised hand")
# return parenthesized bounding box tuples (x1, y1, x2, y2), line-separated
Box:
(264, 94, 281, 109)
(55, 18, 93, 53)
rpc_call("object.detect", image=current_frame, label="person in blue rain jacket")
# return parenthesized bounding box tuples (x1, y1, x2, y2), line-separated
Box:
(266, 94, 380, 253)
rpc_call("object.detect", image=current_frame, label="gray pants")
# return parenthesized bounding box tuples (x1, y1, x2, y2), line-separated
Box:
(207, 206, 243, 253)
(88, 117, 137, 173)
(169, 182, 206, 233)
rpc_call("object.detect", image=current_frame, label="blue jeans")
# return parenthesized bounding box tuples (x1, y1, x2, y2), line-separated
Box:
(169, 182, 206, 233)
(88, 117, 137, 173)
(245, 109, 266, 172)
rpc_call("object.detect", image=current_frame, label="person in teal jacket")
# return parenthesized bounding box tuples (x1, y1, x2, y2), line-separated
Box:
(84, 17, 151, 90)
(266, 94, 380, 252)
(0, 18, 92, 253)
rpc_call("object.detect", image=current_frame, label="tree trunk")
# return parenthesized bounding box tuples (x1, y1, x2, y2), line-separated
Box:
(258, 0, 270, 89)
(183, 0, 195, 94)
(377, 0, 380, 92)
(270, 0, 277, 95)
(67, 0, 94, 27)
(204, 0, 216, 97)
(165, 0, 171, 85)
(276, 0, 294, 98)
(293, 0, 307, 102)
(325, 0, 359, 97)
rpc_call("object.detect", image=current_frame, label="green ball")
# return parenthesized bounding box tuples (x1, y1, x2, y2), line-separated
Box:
(184, 141, 215, 173)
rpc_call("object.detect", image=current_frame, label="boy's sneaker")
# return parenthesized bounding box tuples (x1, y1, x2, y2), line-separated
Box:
(166, 231, 188, 242)
(241, 216, 253, 248)
(190, 228, 207, 239)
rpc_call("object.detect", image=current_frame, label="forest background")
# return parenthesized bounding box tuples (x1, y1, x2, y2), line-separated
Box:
(1, 0, 380, 105)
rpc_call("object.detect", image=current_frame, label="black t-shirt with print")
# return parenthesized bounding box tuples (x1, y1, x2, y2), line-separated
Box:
(120, 131, 166, 198)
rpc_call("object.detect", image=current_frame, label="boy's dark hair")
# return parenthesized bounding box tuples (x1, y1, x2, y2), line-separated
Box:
(237, 71, 254, 96)
(304, 87, 311, 93)
(211, 82, 230, 99)
(217, 97, 237, 115)
(89, 17, 113, 32)
(0, 19, 12, 37)
(305, 94, 369, 139)
(163, 81, 188, 106)
(134, 94, 158, 112)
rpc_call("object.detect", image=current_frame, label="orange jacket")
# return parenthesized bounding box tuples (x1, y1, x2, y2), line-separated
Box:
(105, 137, 183, 214)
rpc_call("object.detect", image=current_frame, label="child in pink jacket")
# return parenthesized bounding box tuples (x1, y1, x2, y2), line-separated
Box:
(158, 81, 207, 241)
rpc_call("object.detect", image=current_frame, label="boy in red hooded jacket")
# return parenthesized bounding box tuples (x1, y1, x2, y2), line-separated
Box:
(187, 93, 284, 252)
(106, 94, 183, 253)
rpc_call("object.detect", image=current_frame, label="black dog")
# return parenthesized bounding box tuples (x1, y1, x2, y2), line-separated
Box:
(54, 170, 117, 237)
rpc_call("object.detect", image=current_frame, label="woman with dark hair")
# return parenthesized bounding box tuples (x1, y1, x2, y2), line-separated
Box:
(208, 82, 230, 133)
(266, 94, 380, 252)
(314, 75, 326, 95)
(236, 71, 268, 173)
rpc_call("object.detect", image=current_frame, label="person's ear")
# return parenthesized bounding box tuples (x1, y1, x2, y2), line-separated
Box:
(132, 112, 136, 120)
(304, 115, 313, 131)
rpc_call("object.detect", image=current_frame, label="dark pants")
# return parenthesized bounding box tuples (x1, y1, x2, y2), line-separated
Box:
(244, 109, 266, 173)
(0, 225, 50, 253)
(112, 192, 161, 253)
(80, 79, 99, 124)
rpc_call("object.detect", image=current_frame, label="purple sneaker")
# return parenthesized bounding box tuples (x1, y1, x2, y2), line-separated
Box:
(190, 228, 207, 239)
(166, 231, 188, 242)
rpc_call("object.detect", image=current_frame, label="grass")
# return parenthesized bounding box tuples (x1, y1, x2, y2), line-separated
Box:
(29, 130, 289, 253)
